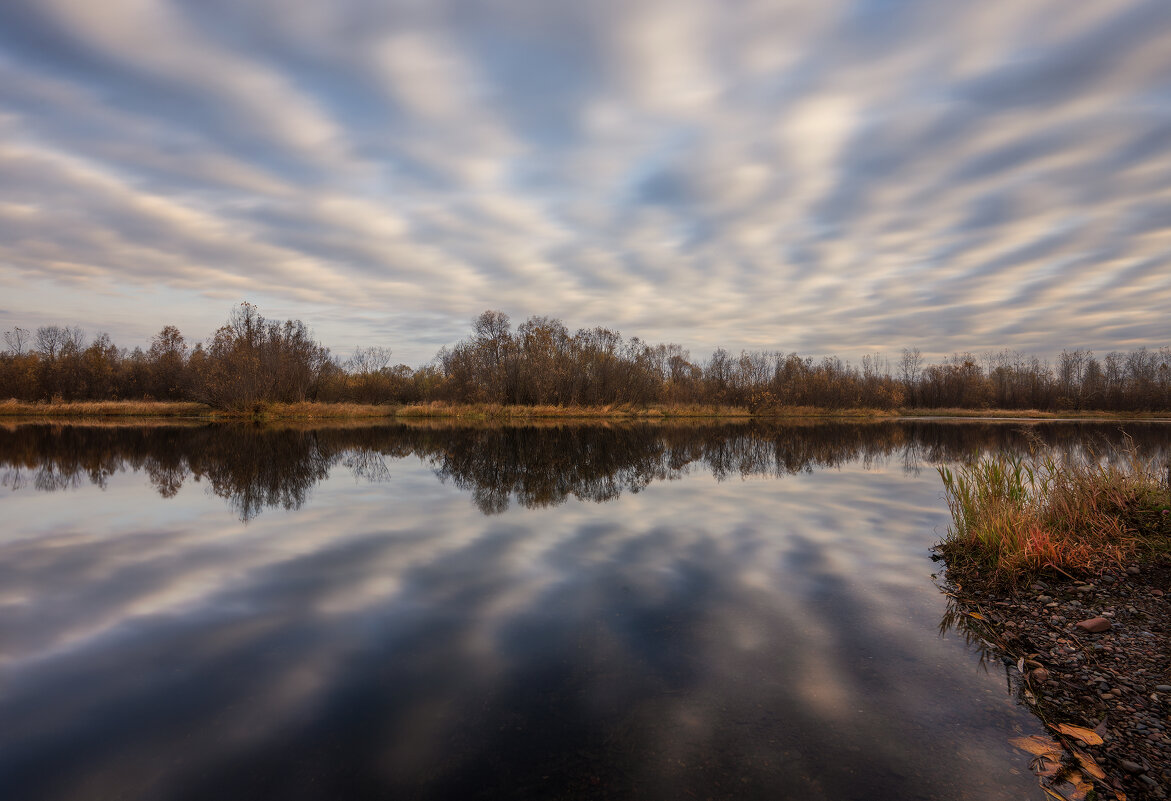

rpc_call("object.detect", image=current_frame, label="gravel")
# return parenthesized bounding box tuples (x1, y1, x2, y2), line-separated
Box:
(943, 553, 1171, 799)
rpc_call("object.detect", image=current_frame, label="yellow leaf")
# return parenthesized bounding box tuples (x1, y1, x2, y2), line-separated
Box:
(1051, 723, 1104, 746)
(1042, 786, 1068, 801)
(968, 612, 986, 620)
(1114, 791, 1127, 801)
(1072, 749, 1105, 780)
(1031, 755, 1062, 779)
(1010, 735, 1062, 757)
(1066, 771, 1091, 801)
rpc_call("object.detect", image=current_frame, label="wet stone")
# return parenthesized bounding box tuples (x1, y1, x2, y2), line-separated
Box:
(1076, 617, 1112, 633)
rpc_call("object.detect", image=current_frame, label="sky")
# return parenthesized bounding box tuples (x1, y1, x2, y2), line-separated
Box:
(1, 0, 1169, 366)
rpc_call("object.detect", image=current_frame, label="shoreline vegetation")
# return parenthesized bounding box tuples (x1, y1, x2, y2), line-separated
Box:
(938, 449, 1171, 582)
(4, 398, 1171, 422)
(4, 303, 1170, 415)
(936, 451, 1171, 800)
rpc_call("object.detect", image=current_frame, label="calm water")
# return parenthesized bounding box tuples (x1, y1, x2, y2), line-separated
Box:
(2, 420, 1169, 800)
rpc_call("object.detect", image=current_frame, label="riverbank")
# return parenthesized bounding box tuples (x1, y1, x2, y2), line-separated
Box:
(936, 450, 1171, 798)
(941, 558, 1171, 800)
(3, 398, 1171, 421)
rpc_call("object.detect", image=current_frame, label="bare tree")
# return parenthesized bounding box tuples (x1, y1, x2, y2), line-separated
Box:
(898, 348, 923, 404)
(346, 346, 393, 374)
(4, 327, 29, 356)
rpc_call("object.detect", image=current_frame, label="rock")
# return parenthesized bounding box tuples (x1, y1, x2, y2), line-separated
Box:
(1127, 565, 1141, 575)
(1076, 617, 1112, 633)
(1155, 685, 1171, 692)
(1120, 759, 1146, 774)
(1029, 668, 1050, 683)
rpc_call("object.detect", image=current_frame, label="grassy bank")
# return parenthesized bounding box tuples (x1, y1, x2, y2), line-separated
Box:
(0, 399, 861, 420)
(393, 401, 757, 419)
(0, 399, 401, 419)
(2, 398, 1170, 422)
(903, 407, 1171, 420)
(226, 401, 888, 420)
(937, 450, 1171, 583)
(0, 399, 212, 417)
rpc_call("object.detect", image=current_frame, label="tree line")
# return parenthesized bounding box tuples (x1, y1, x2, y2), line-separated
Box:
(3, 303, 1170, 411)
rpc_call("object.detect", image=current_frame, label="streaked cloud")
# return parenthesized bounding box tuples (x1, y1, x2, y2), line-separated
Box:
(1, 0, 1169, 362)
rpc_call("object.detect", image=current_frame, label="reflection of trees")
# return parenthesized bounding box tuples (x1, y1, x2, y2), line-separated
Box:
(2, 421, 1169, 518)
(410, 426, 674, 513)
(0, 425, 397, 522)
(408, 422, 1171, 513)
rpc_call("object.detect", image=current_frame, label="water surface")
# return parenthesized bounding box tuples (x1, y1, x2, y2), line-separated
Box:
(3, 420, 1168, 800)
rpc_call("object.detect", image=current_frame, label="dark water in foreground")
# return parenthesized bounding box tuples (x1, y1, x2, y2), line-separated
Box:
(2, 420, 1169, 800)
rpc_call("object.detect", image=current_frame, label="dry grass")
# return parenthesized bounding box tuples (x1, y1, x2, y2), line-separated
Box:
(904, 407, 1061, 419)
(0, 399, 399, 420)
(4, 398, 1163, 424)
(392, 402, 909, 419)
(938, 446, 1171, 583)
(0, 399, 210, 417)
(392, 402, 755, 419)
(902, 407, 1171, 420)
(254, 402, 396, 419)
(760, 405, 896, 419)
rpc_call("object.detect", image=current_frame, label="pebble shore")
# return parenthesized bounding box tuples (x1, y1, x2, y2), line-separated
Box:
(944, 554, 1170, 800)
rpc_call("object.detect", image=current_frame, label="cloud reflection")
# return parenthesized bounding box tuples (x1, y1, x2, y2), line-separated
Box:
(3, 421, 1167, 798)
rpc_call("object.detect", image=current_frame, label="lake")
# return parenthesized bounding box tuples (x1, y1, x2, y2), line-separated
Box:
(2, 419, 1168, 800)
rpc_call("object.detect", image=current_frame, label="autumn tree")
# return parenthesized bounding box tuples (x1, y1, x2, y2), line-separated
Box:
(147, 325, 189, 399)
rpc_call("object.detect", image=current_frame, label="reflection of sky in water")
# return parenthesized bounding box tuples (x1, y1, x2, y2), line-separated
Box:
(7, 424, 1156, 799)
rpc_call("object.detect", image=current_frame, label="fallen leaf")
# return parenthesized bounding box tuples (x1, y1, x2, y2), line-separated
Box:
(1031, 755, 1062, 779)
(1010, 735, 1062, 757)
(1051, 724, 1104, 746)
(968, 612, 987, 620)
(1042, 786, 1067, 801)
(1072, 749, 1105, 780)
(1067, 772, 1093, 801)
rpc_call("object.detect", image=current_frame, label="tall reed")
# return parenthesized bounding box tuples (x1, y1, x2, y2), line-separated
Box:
(938, 446, 1170, 580)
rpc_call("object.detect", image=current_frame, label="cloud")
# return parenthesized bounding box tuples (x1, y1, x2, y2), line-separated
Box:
(0, 0, 1168, 364)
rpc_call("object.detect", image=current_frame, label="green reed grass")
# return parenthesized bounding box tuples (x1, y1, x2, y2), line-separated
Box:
(938, 446, 1170, 581)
